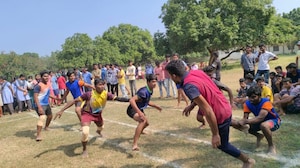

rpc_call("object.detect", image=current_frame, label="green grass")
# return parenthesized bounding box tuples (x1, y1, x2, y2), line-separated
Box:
(0, 55, 299, 168)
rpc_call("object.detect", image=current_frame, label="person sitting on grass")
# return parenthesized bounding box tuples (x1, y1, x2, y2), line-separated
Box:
(54, 79, 129, 157)
(166, 60, 255, 168)
(237, 86, 281, 154)
(273, 78, 300, 115)
(256, 76, 274, 103)
(127, 74, 162, 151)
(234, 78, 250, 109)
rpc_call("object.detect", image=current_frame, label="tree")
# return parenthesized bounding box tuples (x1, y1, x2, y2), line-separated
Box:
(153, 31, 172, 57)
(57, 33, 94, 68)
(102, 24, 157, 64)
(160, 0, 275, 60)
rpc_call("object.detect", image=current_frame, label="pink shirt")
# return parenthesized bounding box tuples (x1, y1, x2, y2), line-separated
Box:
(183, 70, 232, 124)
(154, 66, 165, 81)
(161, 61, 170, 79)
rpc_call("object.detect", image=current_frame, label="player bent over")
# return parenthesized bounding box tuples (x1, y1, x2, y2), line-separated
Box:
(166, 60, 255, 168)
(127, 74, 162, 151)
(54, 79, 129, 157)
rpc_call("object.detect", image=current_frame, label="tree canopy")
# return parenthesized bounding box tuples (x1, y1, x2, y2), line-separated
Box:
(160, 0, 275, 55)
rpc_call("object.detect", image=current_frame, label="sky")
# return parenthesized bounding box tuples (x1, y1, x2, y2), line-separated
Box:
(0, 0, 299, 56)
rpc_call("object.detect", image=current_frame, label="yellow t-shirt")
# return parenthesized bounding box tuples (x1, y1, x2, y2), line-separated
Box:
(118, 69, 126, 85)
(261, 85, 273, 103)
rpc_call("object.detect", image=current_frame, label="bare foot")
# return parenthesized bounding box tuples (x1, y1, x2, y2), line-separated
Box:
(243, 158, 255, 168)
(44, 127, 51, 131)
(256, 134, 264, 148)
(36, 135, 42, 142)
(268, 146, 276, 155)
(82, 150, 89, 158)
(132, 146, 140, 151)
(199, 124, 206, 129)
(96, 130, 103, 137)
(142, 131, 149, 135)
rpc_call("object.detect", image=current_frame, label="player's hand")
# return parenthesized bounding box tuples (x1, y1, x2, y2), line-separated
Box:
(53, 111, 63, 120)
(38, 107, 44, 115)
(212, 134, 221, 148)
(156, 106, 162, 112)
(182, 105, 193, 117)
(138, 113, 146, 121)
(238, 119, 246, 126)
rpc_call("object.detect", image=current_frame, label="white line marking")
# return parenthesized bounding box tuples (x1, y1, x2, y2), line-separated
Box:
(0, 116, 33, 123)
(41, 108, 300, 167)
(26, 112, 182, 168)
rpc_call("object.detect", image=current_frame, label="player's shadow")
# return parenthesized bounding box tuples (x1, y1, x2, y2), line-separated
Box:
(15, 129, 36, 140)
(15, 123, 82, 140)
(34, 137, 97, 158)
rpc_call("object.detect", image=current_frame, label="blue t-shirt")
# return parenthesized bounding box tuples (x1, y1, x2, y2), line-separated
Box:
(135, 86, 152, 110)
(51, 75, 59, 90)
(287, 69, 300, 83)
(82, 71, 92, 84)
(66, 80, 82, 99)
(101, 68, 107, 80)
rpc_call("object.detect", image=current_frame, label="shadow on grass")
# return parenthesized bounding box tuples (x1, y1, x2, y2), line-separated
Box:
(34, 143, 81, 158)
(15, 129, 36, 140)
(34, 137, 98, 158)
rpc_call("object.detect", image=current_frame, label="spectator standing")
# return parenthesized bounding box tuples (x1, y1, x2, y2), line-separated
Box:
(241, 45, 256, 78)
(126, 60, 137, 97)
(0, 77, 15, 115)
(161, 54, 176, 98)
(255, 43, 278, 84)
(154, 61, 166, 99)
(82, 67, 93, 92)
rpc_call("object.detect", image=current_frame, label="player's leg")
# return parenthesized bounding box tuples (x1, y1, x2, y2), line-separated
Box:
(81, 122, 91, 157)
(260, 119, 280, 154)
(44, 105, 53, 131)
(248, 124, 264, 148)
(75, 102, 82, 122)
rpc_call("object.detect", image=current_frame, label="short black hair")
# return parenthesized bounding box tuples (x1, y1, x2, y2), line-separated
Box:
(40, 70, 49, 77)
(247, 86, 262, 97)
(94, 78, 105, 86)
(202, 65, 215, 73)
(165, 60, 186, 78)
(275, 66, 282, 70)
(269, 72, 276, 76)
(255, 76, 264, 82)
(245, 73, 254, 80)
(286, 63, 297, 69)
(67, 70, 75, 77)
(165, 54, 171, 58)
(239, 78, 245, 83)
(258, 43, 265, 48)
(145, 74, 157, 82)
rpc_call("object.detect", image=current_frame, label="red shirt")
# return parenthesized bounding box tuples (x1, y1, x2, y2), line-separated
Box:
(57, 76, 66, 89)
(183, 70, 232, 124)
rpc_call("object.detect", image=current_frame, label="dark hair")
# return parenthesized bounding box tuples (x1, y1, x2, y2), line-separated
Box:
(172, 53, 180, 57)
(202, 65, 215, 73)
(66, 70, 75, 77)
(247, 86, 262, 97)
(275, 66, 282, 70)
(282, 77, 292, 83)
(19, 74, 25, 78)
(239, 78, 245, 83)
(258, 43, 265, 48)
(245, 73, 254, 80)
(145, 74, 157, 82)
(40, 70, 49, 77)
(165, 60, 186, 77)
(269, 72, 276, 76)
(94, 78, 105, 86)
(255, 76, 264, 82)
(0, 76, 4, 80)
(286, 63, 297, 69)
(165, 54, 171, 58)
(155, 61, 160, 66)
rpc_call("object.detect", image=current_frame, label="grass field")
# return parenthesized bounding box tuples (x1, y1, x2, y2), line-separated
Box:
(0, 55, 300, 168)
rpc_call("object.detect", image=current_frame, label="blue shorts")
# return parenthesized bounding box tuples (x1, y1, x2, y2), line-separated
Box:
(249, 118, 281, 133)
